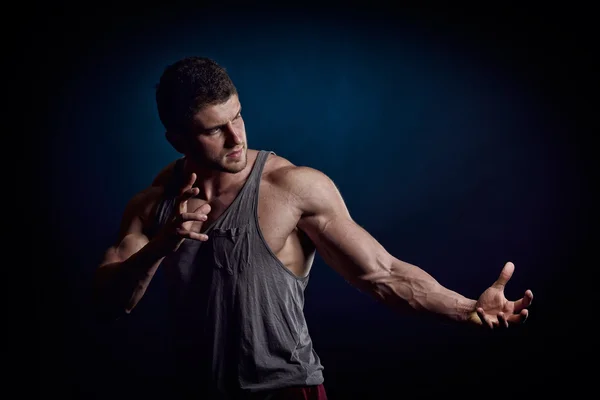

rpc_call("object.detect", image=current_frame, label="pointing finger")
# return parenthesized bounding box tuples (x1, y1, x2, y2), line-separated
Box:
(493, 261, 515, 289)
(180, 187, 199, 201)
(180, 172, 197, 195)
(177, 187, 199, 213)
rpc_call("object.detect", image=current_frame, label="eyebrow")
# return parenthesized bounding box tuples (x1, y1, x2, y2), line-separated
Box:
(202, 106, 242, 132)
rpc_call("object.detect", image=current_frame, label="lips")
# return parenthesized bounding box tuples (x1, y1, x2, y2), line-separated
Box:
(227, 148, 243, 157)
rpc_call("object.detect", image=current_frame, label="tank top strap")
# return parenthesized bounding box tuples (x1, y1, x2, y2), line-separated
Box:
(212, 150, 272, 228)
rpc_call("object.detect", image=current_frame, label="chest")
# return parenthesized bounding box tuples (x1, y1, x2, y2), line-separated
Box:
(184, 181, 300, 254)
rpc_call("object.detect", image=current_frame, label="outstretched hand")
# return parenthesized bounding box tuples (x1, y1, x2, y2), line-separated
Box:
(470, 262, 533, 329)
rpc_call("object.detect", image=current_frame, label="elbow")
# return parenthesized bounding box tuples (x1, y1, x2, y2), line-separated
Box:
(93, 293, 132, 323)
(91, 297, 128, 324)
(90, 272, 130, 323)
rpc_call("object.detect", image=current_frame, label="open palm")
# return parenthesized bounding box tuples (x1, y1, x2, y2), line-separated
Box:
(474, 262, 533, 329)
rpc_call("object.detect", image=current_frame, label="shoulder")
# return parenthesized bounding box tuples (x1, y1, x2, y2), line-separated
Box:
(110, 184, 165, 242)
(124, 185, 165, 223)
(134, 158, 183, 212)
(123, 160, 180, 225)
(263, 152, 332, 187)
(134, 157, 183, 222)
(261, 152, 344, 212)
(151, 158, 182, 186)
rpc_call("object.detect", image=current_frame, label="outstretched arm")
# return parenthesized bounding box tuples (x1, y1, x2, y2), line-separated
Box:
(291, 166, 531, 328)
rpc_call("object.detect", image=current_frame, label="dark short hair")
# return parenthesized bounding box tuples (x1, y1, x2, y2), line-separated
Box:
(156, 56, 238, 134)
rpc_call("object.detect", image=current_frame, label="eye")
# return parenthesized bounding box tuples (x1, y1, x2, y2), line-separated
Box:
(206, 127, 222, 135)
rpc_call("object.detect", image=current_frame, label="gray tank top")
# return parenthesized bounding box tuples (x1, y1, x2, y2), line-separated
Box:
(153, 150, 324, 398)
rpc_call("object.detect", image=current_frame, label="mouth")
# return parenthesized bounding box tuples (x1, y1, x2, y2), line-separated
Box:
(226, 147, 244, 158)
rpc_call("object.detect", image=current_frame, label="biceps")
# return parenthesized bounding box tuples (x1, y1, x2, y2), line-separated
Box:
(303, 215, 392, 283)
(101, 233, 149, 267)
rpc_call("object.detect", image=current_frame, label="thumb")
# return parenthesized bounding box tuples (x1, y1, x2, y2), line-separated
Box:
(493, 261, 514, 289)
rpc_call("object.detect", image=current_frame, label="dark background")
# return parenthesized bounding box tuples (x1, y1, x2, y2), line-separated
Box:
(35, 3, 593, 399)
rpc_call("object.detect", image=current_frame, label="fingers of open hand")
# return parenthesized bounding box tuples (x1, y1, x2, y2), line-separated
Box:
(477, 307, 495, 329)
(506, 309, 528, 325)
(477, 308, 528, 330)
(493, 261, 515, 289)
(513, 290, 534, 313)
(497, 312, 509, 328)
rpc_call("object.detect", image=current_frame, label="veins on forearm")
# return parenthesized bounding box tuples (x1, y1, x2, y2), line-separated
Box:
(360, 261, 474, 321)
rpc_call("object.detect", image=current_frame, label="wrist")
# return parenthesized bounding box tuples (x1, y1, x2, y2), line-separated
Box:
(149, 233, 184, 256)
(457, 298, 479, 324)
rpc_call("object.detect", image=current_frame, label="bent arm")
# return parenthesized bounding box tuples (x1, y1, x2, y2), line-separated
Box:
(293, 167, 477, 324)
(92, 190, 167, 320)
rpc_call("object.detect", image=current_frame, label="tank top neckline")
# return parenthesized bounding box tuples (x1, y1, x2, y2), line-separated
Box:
(175, 150, 269, 233)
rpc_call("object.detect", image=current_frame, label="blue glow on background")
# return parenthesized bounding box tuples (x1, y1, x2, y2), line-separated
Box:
(45, 11, 584, 398)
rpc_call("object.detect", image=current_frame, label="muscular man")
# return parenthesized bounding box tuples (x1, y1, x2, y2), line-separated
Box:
(93, 56, 533, 399)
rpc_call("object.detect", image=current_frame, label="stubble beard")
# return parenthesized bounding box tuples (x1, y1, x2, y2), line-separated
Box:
(188, 146, 247, 174)
(217, 147, 247, 174)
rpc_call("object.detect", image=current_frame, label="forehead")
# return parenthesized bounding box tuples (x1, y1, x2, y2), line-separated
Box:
(192, 94, 240, 128)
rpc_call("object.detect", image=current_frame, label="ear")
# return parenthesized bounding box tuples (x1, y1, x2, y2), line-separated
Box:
(165, 131, 186, 154)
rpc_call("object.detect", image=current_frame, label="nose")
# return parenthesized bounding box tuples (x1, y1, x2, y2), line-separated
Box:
(224, 121, 243, 145)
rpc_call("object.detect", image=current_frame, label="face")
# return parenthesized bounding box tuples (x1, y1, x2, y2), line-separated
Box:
(181, 94, 248, 173)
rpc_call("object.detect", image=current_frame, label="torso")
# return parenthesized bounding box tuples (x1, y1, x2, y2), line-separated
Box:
(140, 150, 316, 278)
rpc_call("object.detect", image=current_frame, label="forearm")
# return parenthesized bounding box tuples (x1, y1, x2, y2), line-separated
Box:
(361, 258, 477, 323)
(93, 238, 168, 319)
(303, 211, 479, 323)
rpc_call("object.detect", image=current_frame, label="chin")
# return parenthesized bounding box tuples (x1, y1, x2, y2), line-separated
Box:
(221, 166, 245, 174)
(221, 157, 247, 173)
